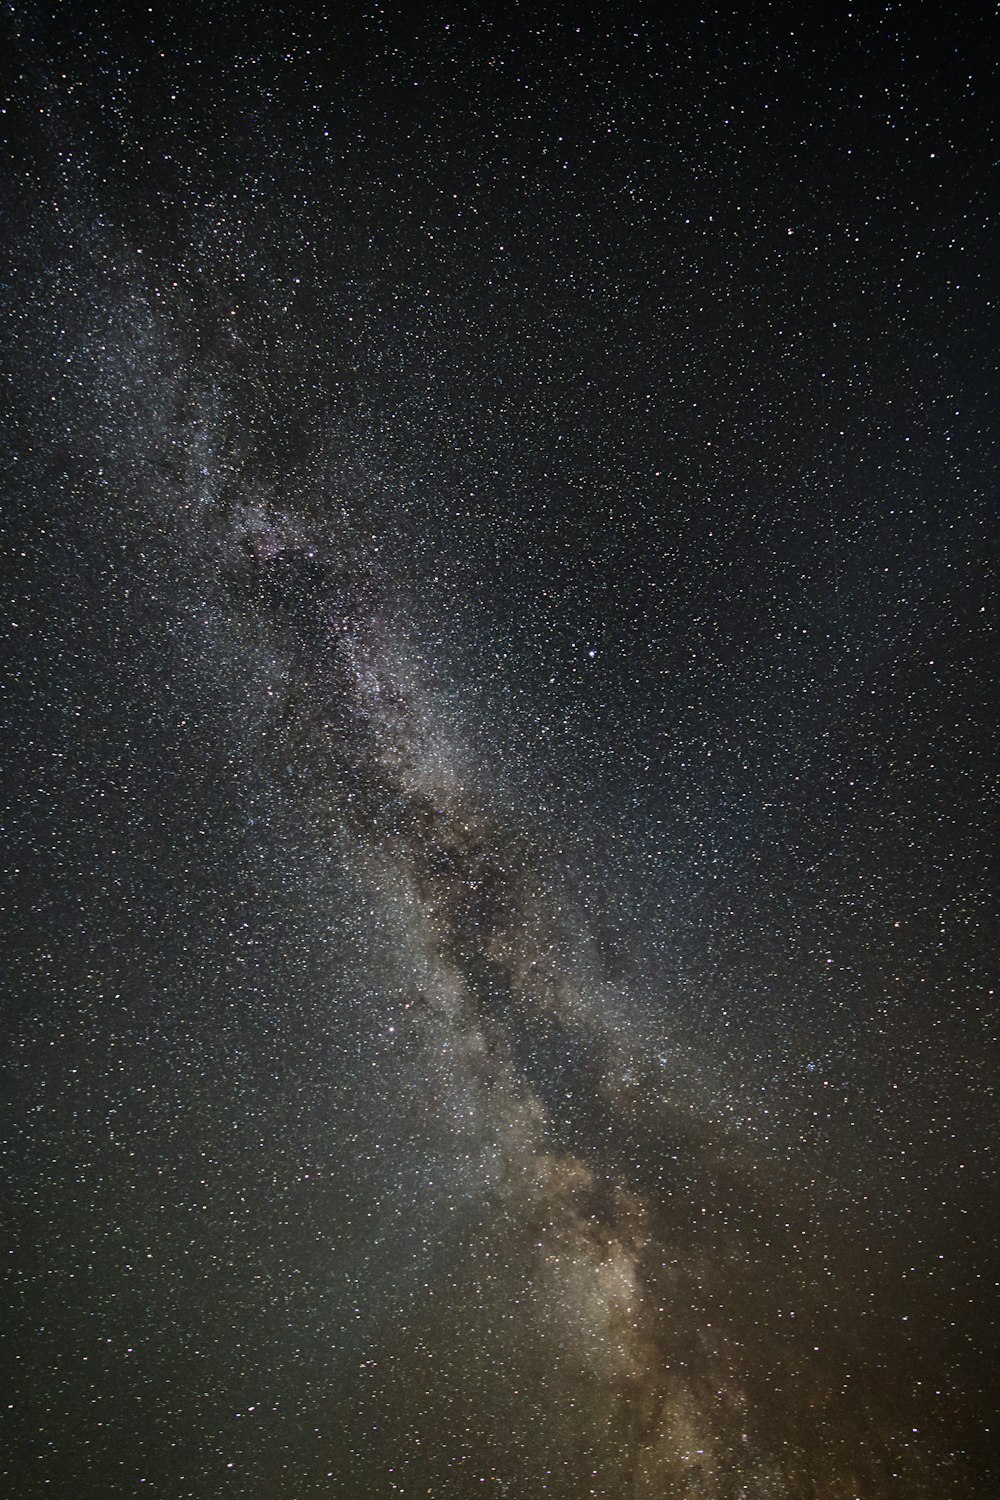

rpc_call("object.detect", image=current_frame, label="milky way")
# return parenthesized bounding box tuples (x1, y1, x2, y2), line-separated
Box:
(3, 4, 997, 1498)
(168, 445, 917, 1499)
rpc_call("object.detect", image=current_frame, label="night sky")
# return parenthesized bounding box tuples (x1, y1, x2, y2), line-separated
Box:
(3, 3, 998, 1496)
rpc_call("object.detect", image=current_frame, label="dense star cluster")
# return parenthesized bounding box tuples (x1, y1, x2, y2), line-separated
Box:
(2, 3, 997, 1497)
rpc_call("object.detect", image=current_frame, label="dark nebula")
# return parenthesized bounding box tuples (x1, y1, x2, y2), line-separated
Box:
(3, 3, 997, 1497)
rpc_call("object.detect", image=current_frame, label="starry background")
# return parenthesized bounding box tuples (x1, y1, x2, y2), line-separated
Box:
(2, 2, 997, 1496)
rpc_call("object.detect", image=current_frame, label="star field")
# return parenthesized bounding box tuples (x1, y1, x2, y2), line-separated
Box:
(2, 3, 998, 1497)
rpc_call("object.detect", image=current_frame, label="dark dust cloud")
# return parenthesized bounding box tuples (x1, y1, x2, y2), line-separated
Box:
(2, 3, 997, 1496)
